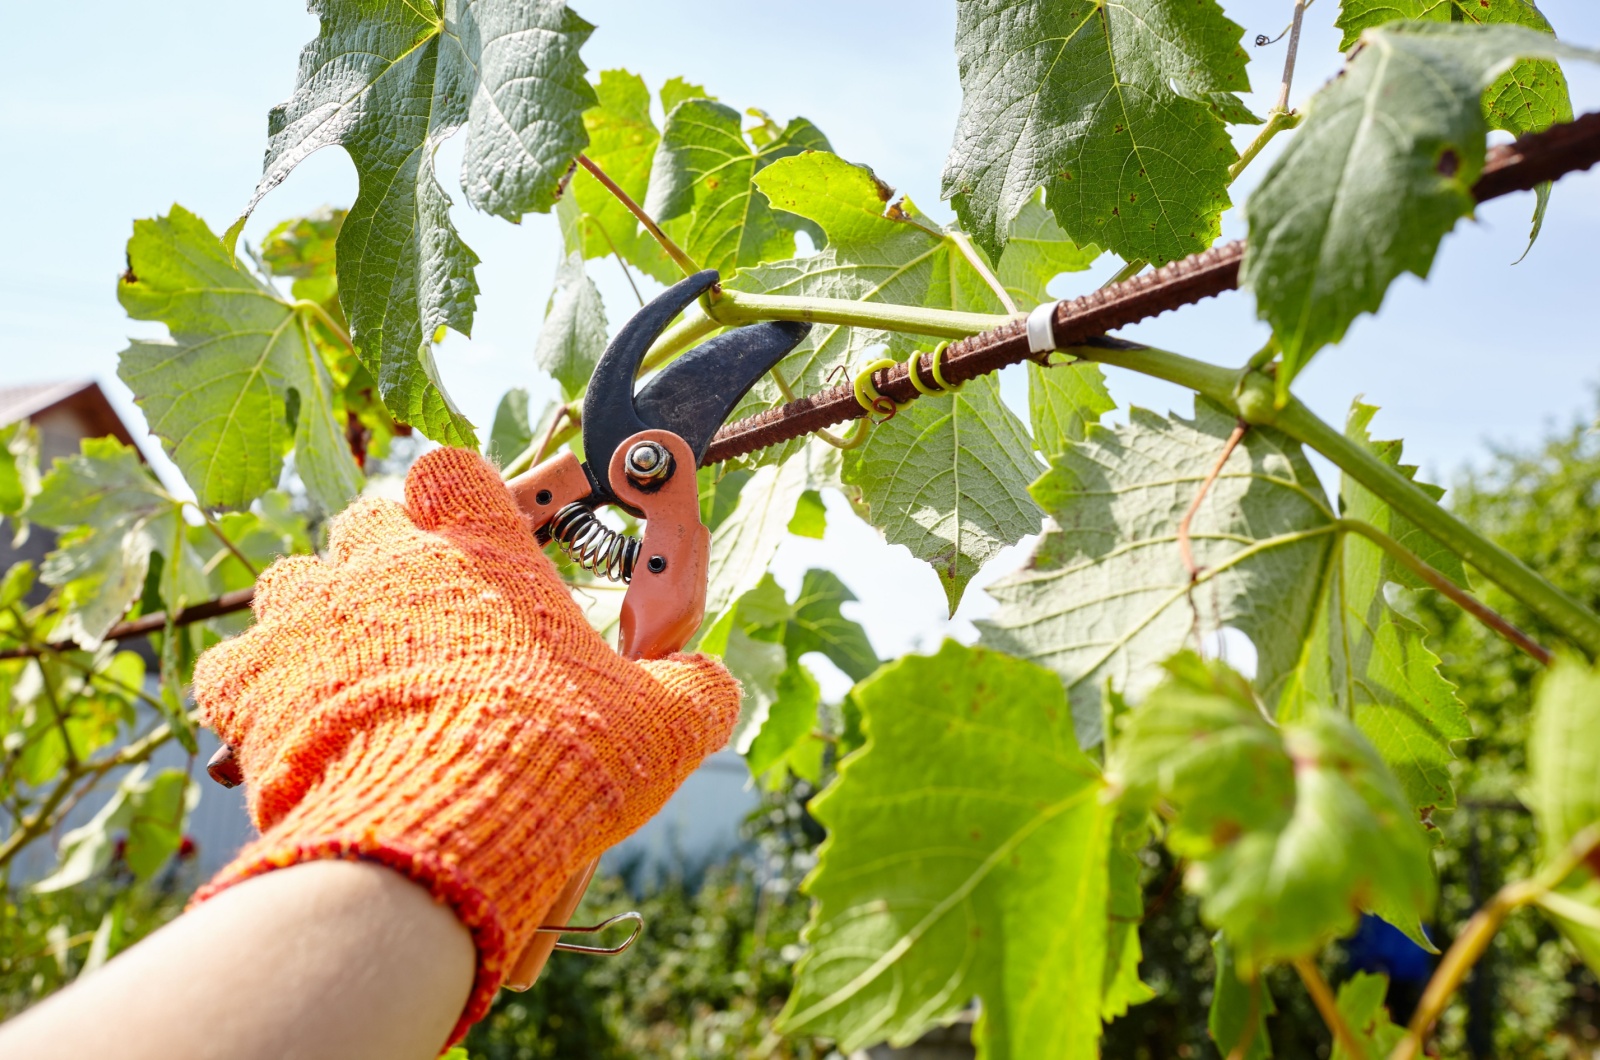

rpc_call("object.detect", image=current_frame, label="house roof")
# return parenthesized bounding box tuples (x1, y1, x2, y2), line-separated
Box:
(0, 380, 140, 450)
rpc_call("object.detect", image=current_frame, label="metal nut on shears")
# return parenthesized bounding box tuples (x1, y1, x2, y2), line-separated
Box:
(625, 440, 672, 485)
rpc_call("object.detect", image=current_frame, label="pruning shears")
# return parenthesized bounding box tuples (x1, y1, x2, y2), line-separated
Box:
(494, 270, 806, 987)
(203, 270, 805, 986)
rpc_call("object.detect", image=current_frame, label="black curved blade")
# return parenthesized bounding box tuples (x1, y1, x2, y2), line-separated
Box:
(582, 269, 720, 501)
(634, 320, 811, 465)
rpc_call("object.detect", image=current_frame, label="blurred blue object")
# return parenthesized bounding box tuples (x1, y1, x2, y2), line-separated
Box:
(1346, 914, 1434, 984)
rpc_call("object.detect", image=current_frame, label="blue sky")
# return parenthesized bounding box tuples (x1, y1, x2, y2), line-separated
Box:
(3, 1, 1598, 688)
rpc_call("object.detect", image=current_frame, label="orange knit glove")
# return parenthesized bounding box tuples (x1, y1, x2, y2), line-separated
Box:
(189, 447, 740, 1043)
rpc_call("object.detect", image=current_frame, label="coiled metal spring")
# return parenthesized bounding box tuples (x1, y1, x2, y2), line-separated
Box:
(548, 502, 641, 583)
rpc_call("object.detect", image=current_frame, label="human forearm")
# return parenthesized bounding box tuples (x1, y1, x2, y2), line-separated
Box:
(0, 861, 474, 1060)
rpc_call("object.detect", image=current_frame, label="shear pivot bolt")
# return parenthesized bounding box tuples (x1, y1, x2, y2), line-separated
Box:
(626, 441, 672, 484)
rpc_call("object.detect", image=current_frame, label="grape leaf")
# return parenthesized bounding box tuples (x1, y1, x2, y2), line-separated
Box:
(259, 206, 346, 308)
(33, 766, 195, 892)
(488, 388, 533, 465)
(787, 489, 827, 539)
(698, 465, 754, 534)
(644, 99, 830, 276)
(536, 252, 608, 400)
(702, 452, 811, 624)
(844, 375, 1043, 613)
(1273, 402, 1468, 826)
(27, 439, 210, 649)
(0, 421, 41, 523)
(116, 207, 362, 513)
(745, 660, 822, 782)
(783, 642, 1114, 1059)
(1113, 654, 1434, 972)
(1103, 811, 1156, 1019)
(980, 399, 1335, 745)
(1242, 23, 1600, 399)
(1335, 0, 1573, 257)
(659, 76, 713, 117)
(940, 0, 1252, 265)
(1331, 972, 1406, 1060)
(1527, 657, 1600, 972)
(730, 153, 1096, 468)
(1209, 934, 1275, 1060)
(785, 568, 880, 683)
(564, 69, 677, 284)
(996, 191, 1102, 308)
(1027, 360, 1116, 459)
(227, 0, 599, 445)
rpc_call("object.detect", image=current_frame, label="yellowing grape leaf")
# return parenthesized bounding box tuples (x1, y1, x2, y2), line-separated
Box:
(941, 0, 1253, 265)
(784, 642, 1114, 1059)
(1113, 654, 1433, 972)
(116, 206, 362, 513)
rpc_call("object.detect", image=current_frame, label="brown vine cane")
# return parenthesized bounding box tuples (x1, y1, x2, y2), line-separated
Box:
(703, 110, 1600, 466)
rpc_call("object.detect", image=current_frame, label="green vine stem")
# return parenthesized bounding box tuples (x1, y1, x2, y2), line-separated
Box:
(0, 712, 195, 869)
(1278, 399, 1600, 658)
(1066, 343, 1600, 658)
(1390, 823, 1600, 1060)
(1295, 955, 1366, 1060)
(1229, 109, 1302, 183)
(1103, 258, 1148, 287)
(640, 292, 1012, 374)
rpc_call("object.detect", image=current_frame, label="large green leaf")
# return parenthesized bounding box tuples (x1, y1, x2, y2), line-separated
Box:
(1335, 0, 1574, 256)
(784, 642, 1113, 1059)
(27, 439, 210, 649)
(535, 252, 608, 400)
(116, 206, 362, 513)
(941, 0, 1253, 265)
(1273, 403, 1469, 826)
(227, 0, 599, 445)
(644, 99, 830, 276)
(1527, 657, 1600, 972)
(564, 69, 677, 284)
(731, 153, 1097, 468)
(844, 375, 1043, 613)
(980, 398, 1336, 745)
(1113, 654, 1434, 971)
(1242, 23, 1599, 399)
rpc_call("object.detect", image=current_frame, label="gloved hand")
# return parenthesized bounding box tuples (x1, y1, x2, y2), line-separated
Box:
(189, 447, 740, 1043)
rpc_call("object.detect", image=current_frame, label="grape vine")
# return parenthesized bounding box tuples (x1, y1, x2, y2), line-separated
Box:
(5, 3, 1600, 1058)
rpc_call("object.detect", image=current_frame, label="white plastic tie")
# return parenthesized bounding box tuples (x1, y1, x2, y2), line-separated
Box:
(1026, 301, 1059, 354)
